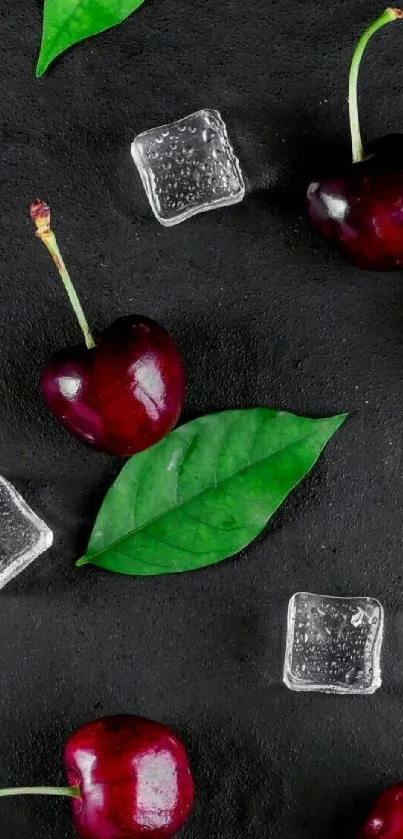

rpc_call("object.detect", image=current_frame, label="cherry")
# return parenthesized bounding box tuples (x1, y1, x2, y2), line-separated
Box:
(0, 714, 194, 839)
(357, 783, 403, 838)
(307, 8, 403, 271)
(40, 315, 185, 457)
(30, 202, 185, 456)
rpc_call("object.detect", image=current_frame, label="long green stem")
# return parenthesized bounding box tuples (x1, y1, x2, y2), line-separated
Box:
(30, 200, 96, 350)
(0, 785, 81, 799)
(349, 8, 403, 163)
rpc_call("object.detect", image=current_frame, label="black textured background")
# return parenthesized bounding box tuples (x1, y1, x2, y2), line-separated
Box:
(1, 0, 402, 836)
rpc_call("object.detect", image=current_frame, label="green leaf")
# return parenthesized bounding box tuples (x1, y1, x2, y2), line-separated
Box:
(77, 409, 347, 576)
(36, 0, 146, 77)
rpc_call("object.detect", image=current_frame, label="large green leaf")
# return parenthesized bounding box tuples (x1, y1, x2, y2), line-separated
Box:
(77, 409, 347, 576)
(36, 0, 146, 78)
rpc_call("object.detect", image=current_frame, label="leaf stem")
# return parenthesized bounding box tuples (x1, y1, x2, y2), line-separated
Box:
(349, 8, 403, 163)
(0, 785, 81, 799)
(30, 200, 96, 350)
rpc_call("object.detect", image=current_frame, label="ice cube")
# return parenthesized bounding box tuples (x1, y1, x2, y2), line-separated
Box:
(0, 477, 53, 589)
(283, 592, 384, 695)
(131, 109, 245, 226)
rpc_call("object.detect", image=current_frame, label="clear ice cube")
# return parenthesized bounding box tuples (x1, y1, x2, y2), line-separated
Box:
(131, 109, 245, 226)
(0, 477, 53, 589)
(283, 592, 384, 695)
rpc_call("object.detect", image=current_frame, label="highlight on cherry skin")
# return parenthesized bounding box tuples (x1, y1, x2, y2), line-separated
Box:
(307, 8, 403, 271)
(30, 201, 186, 456)
(357, 783, 403, 838)
(0, 715, 195, 839)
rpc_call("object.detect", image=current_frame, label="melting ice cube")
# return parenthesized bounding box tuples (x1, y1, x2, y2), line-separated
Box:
(283, 592, 384, 695)
(131, 109, 245, 226)
(0, 477, 53, 589)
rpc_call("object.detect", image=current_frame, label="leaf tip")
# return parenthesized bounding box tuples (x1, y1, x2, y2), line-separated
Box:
(76, 556, 90, 568)
(324, 411, 348, 430)
(35, 62, 45, 79)
(36, 47, 51, 78)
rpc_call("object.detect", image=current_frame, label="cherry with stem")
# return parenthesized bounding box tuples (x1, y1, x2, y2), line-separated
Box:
(0, 715, 194, 839)
(307, 8, 403, 271)
(31, 201, 185, 457)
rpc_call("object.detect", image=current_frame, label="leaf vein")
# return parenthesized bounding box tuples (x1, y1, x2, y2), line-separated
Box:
(247, 412, 262, 466)
(181, 509, 245, 533)
(131, 449, 152, 529)
(173, 430, 199, 506)
(213, 415, 243, 486)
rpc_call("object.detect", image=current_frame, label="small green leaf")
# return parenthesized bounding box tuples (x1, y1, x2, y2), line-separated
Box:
(77, 409, 347, 576)
(36, 0, 146, 78)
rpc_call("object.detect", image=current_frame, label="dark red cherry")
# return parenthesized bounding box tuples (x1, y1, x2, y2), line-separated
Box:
(307, 9, 403, 271)
(30, 201, 185, 456)
(307, 134, 403, 271)
(0, 714, 194, 839)
(357, 783, 403, 838)
(64, 715, 194, 839)
(41, 315, 185, 456)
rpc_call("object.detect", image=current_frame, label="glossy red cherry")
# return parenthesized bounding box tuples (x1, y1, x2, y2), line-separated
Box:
(357, 783, 403, 838)
(307, 134, 403, 271)
(30, 201, 185, 456)
(0, 714, 194, 839)
(307, 9, 403, 271)
(64, 715, 194, 839)
(41, 315, 185, 456)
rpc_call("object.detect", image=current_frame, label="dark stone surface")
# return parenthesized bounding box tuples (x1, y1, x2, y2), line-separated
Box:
(0, 0, 402, 836)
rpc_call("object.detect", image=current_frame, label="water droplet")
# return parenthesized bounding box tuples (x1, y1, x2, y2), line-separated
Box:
(155, 135, 164, 144)
(203, 128, 216, 143)
(161, 129, 169, 137)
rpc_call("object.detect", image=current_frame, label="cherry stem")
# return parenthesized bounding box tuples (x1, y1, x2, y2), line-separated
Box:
(30, 200, 96, 350)
(349, 8, 403, 163)
(0, 785, 81, 799)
